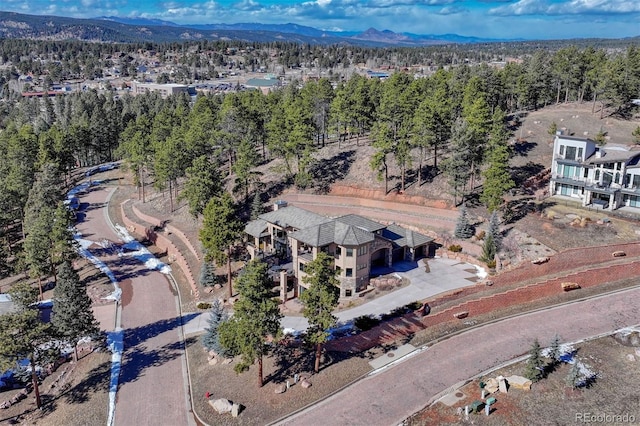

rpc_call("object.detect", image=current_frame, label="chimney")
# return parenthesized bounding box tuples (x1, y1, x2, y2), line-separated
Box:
(273, 200, 288, 211)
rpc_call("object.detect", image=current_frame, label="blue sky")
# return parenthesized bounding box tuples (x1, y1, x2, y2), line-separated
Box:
(3, 0, 640, 40)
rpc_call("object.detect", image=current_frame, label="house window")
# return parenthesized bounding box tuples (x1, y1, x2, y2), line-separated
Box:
(335, 266, 342, 276)
(577, 147, 583, 160)
(299, 262, 305, 272)
(357, 263, 367, 271)
(565, 146, 577, 161)
(559, 145, 565, 156)
(346, 248, 353, 257)
(335, 247, 342, 257)
(346, 268, 353, 277)
(357, 246, 367, 256)
(345, 289, 352, 297)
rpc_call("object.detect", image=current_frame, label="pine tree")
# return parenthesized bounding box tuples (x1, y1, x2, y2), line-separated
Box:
(199, 262, 217, 287)
(199, 192, 243, 299)
(201, 299, 229, 356)
(487, 210, 502, 252)
(300, 252, 340, 373)
(52, 261, 101, 361)
(218, 259, 282, 387)
(480, 232, 496, 265)
(454, 205, 475, 239)
(523, 338, 545, 382)
(481, 110, 515, 212)
(549, 334, 562, 363)
(566, 362, 581, 389)
(250, 192, 264, 220)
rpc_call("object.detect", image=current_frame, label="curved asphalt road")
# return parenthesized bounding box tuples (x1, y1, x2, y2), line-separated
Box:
(75, 182, 191, 426)
(279, 287, 640, 426)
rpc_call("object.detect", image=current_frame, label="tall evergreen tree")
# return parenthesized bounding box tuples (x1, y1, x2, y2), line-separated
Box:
(218, 259, 282, 387)
(199, 192, 243, 299)
(487, 211, 502, 250)
(250, 192, 264, 220)
(180, 155, 222, 219)
(52, 261, 100, 361)
(300, 252, 340, 373)
(481, 110, 515, 211)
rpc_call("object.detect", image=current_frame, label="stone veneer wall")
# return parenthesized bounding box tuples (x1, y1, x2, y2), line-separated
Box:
(131, 204, 201, 261)
(121, 202, 200, 300)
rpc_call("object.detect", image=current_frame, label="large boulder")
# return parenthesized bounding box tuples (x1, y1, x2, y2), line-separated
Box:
(210, 398, 233, 414)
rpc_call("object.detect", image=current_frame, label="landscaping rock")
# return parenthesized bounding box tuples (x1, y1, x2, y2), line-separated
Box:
(274, 383, 286, 394)
(210, 398, 233, 414)
(208, 357, 218, 366)
(231, 403, 241, 417)
(301, 379, 312, 389)
(506, 375, 532, 390)
(626, 354, 635, 362)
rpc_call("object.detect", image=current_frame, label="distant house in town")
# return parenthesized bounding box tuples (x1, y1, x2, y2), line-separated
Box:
(130, 82, 193, 98)
(245, 202, 433, 299)
(549, 131, 640, 211)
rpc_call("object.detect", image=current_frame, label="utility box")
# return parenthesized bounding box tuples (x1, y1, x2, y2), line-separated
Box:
(470, 400, 485, 413)
(486, 397, 497, 406)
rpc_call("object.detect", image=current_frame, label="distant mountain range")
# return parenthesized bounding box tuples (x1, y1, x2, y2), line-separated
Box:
(0, 11, 506, 46)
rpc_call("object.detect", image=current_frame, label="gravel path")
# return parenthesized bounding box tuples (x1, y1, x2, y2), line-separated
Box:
(278, 287, 640, 426)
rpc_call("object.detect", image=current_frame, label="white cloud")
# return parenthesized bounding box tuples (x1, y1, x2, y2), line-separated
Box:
(490, 0, 640, 16)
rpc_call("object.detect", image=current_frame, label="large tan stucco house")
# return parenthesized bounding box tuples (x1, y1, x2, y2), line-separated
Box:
(245, 201, 433, 299)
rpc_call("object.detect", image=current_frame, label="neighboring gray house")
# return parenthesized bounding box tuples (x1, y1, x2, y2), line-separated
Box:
(245, 202, 433, 299)
(549, 132, 640, 211)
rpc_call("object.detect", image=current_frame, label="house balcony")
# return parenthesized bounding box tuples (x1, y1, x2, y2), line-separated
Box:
(554, 155, 584, 164)
(620, 185, 640, 195)
(550, 174, 587, 187)
(585, 181, 620, 195)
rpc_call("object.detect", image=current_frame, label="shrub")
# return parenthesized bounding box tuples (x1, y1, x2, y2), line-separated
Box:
(196, 301, 212, 310)
(354, 315, 381, 331)
(486, 259, 497, 269)
(449, 244, 462, 253)
(476, 230, 486, 240)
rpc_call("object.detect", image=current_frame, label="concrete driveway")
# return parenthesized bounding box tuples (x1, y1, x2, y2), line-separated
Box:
(185, 258, 483, 335)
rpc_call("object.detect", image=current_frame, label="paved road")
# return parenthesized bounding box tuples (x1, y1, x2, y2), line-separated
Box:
(75, 182, 191, 426)
(278, 287, 640, 426)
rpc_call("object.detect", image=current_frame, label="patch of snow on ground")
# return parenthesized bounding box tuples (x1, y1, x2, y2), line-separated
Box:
(74, 233, 121, 302)
(106, 329, 123, 426)
(114, 225, 171, 274)
(474, 264, 488, 280)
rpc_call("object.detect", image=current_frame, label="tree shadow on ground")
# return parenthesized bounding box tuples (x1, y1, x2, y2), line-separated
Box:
(118, 335, 197, 387)
(310, 150, 355, 194)
(269, 342, 315, 384)
(511, 161, 546, 187)
(62, 355, 111, 404)
(512, 141, 538, 157)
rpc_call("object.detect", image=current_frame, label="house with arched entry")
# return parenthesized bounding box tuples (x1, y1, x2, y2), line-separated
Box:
(244, 202, 433, 299)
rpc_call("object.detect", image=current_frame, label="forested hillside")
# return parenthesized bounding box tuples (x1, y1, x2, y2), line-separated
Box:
(1, 42, 640, 283)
